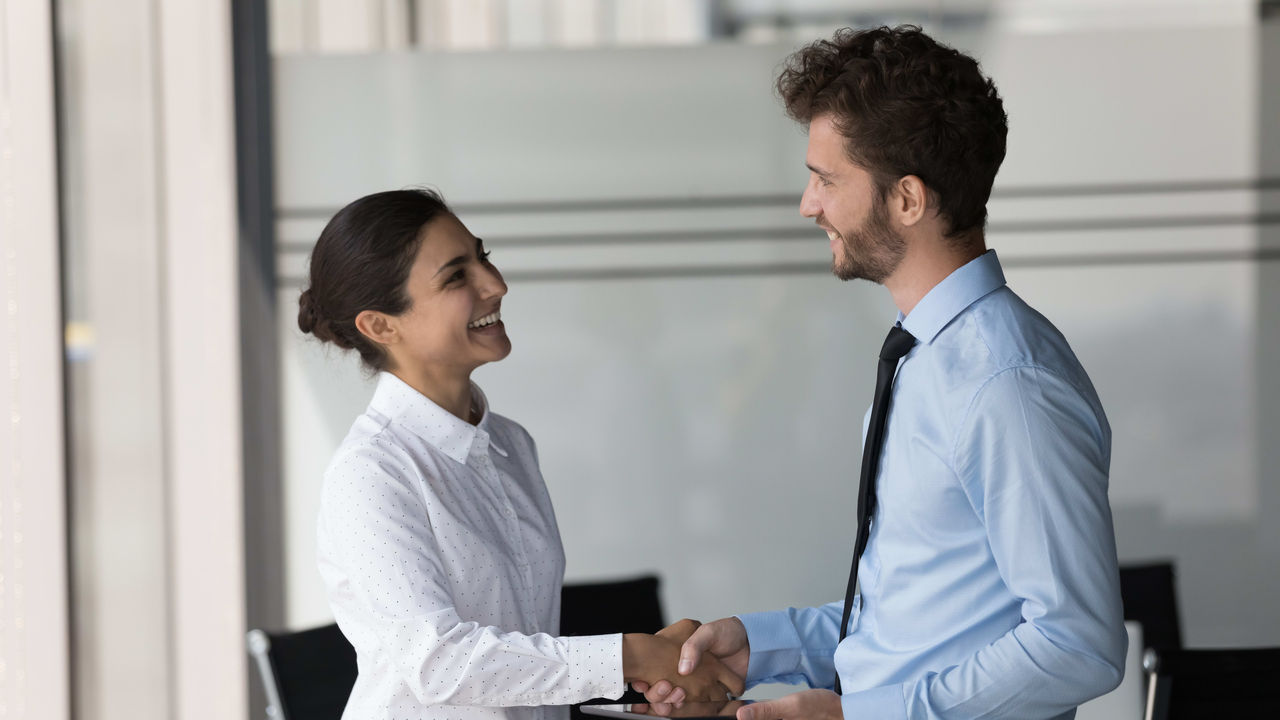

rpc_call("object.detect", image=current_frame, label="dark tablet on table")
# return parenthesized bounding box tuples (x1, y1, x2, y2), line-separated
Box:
(581, 701, 755, 720)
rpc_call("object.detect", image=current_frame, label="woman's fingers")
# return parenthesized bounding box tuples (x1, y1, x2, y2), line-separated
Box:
(719, 664, 746, 697)
(641, 679, 677, 704)
(657, 618, 702, 643)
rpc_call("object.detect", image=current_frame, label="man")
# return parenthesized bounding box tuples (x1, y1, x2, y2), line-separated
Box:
(638, 25, 1126, 720)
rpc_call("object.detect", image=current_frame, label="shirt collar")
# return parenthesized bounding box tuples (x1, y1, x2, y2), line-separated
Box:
(369, 372, 507, 464)
(898, 249, 1006, 345)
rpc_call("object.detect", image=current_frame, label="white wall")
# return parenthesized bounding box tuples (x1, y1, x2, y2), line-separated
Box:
(273, 22, 1280, 651)
(0, 2, 70, 719)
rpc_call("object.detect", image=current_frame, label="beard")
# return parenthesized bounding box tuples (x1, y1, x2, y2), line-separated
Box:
(828, 194, 906, 283)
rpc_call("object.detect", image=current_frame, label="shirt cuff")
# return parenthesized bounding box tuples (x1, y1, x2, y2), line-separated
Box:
(840, 683, 907, 720)
(567, 633, 627, 701)
(737, 611, 803, 683)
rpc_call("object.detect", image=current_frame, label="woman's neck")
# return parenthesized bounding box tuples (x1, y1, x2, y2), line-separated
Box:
(391, 367, 476, 424)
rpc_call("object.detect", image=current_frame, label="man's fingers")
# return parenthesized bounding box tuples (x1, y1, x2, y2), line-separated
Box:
(678, 625, 716, 674)
(737, 689, 837, 720)
(737, 699, 772, 720)
(632, 681, 650, 694)
(742, 696, 788, 717)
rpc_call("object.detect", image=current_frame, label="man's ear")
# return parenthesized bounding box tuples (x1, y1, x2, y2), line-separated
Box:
(354, 309, 398, 348)
(892, 175, 929, 228)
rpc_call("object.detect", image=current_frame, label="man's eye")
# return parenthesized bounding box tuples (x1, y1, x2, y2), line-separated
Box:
(449, 269, 466, 283)
(479, 250, 492, 263)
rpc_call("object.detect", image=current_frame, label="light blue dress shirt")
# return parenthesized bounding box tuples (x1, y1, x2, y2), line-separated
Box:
(738, 250, 1127, 720)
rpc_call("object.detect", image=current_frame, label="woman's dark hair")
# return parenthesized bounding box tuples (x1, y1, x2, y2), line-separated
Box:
(776, 25, 1007, 241)
(298, 188, 451, 371)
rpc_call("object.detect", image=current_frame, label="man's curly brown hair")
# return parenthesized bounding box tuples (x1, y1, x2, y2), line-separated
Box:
(777, 25, 1007, 241)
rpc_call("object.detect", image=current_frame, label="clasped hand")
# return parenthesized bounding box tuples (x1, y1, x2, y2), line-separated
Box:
(623, 619, 744, 703)
(631, 618, 843, 720)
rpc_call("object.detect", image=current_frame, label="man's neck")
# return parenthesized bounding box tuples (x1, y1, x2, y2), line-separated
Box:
(885, 235, 986, 317)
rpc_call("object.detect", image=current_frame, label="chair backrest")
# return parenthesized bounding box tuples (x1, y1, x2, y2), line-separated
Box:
(562, 575, 665, 719)
(1120, 562, 1183, 651)
(561, 574, 665, 636)
(1143, 647, 1280, 720)
(247, 623, 357, 720)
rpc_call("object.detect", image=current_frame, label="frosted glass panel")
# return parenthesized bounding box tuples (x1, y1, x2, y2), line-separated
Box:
(274, 24, 1280, 653)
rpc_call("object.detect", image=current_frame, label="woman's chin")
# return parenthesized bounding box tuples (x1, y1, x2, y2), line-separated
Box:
(475, 334, 512, 364)
(492, 338, 513, 361)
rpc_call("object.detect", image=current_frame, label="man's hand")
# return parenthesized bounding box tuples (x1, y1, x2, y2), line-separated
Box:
(735, 690, 842, 720)
(633, 617, 750, 706)
(622, 626, 745, 703)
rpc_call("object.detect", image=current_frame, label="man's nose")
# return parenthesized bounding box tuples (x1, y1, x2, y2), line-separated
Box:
(799, 179, 820, 218)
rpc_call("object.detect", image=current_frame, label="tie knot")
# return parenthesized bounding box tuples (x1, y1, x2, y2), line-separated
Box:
(880, 325, 917, 361)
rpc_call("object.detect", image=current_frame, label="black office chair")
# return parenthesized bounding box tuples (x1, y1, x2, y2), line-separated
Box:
(562, 575, 666, 719)
(1142, 646, 1280, 719)
(247, 624, 357, 720)
(1120, 562, 1183, 651)
(561, 574, 665, 637)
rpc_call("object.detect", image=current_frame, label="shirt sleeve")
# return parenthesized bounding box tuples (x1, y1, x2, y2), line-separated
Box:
(736, 602, 842, 690)
(843, 365, 1127, 719)
(319, 440, 625, 707)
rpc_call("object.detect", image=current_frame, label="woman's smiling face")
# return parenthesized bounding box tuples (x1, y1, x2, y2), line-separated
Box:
(385, 213, 511, 377)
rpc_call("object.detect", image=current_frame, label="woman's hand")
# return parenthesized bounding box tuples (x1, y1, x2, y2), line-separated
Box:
(622, 627, 746, 703)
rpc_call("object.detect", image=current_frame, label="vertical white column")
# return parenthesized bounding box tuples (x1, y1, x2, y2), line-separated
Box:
(155, 2, 247, 720)
(314, 0, 381, 52)
(0, 1, 70, 720)
(445, 0, 501, 49)
(553, 0, 602, 47)
(269, 0, 309, 54)
(66, 0, 171, 716)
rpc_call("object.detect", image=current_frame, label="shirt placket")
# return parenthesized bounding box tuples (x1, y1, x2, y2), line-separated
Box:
(472, 433, 536, 609)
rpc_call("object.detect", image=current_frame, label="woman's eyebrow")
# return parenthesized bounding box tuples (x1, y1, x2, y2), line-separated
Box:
(433, 255, 467, 277)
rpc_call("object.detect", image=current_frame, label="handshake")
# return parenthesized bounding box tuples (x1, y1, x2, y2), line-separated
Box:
(621, 618, 747, 704)
(620, 617, 843, 720)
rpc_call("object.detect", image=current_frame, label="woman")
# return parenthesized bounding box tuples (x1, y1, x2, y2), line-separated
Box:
(299, 189, 741, 720)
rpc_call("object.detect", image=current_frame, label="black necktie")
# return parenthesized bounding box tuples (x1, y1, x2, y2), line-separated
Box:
(835, 323, 916, 694)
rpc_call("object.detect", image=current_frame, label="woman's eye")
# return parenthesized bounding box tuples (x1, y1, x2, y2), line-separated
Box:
(449, 269, 466, 283)
(479, 250, 492, 263)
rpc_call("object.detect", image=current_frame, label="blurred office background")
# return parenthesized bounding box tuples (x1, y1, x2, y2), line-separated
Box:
(2, 0, 1278, 719)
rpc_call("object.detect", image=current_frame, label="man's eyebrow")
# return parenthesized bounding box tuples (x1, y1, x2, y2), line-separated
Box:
(806, 163, 832, 178)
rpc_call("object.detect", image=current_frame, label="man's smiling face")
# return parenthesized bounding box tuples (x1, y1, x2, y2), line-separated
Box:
(799, 114, 906, 284)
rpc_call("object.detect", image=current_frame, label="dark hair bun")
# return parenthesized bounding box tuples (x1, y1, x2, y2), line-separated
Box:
(297, 288, 325, 337)
(300, 188, 450, 370)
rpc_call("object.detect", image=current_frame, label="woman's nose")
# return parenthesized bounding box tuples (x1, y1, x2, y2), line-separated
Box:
(478, 262, 507, 299)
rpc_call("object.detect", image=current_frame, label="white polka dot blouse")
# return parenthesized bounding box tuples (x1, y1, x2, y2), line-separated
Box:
(317, 372, 624, 720)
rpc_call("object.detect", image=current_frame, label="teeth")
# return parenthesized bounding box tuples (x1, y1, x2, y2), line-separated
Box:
(468, 311, 501, 329)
